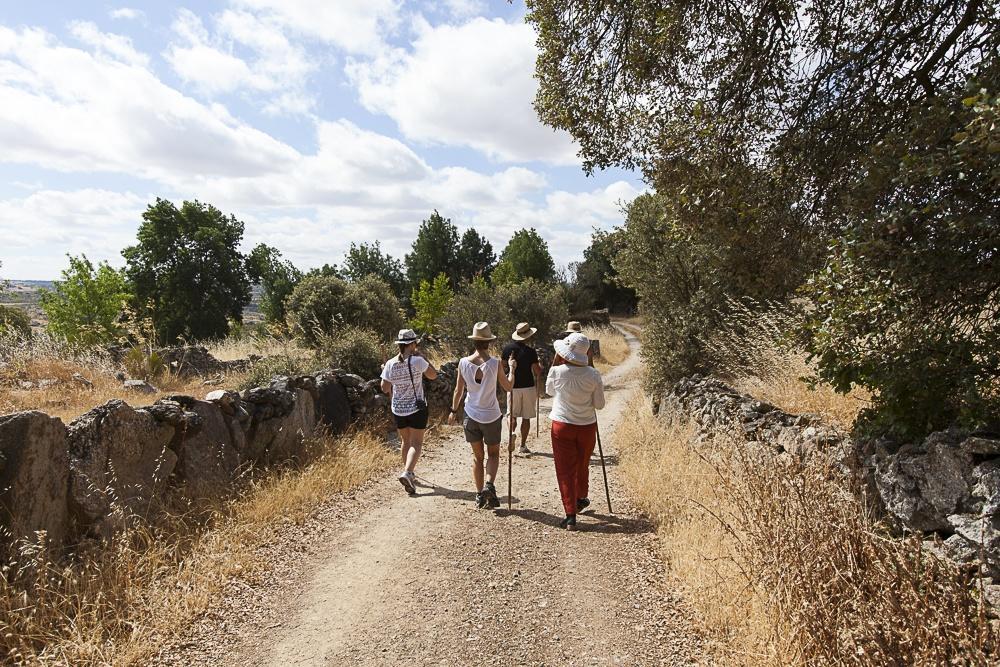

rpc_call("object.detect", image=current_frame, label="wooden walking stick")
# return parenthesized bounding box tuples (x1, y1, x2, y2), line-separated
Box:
(595, 420, 613, 514)
(507, 392, 514, 510)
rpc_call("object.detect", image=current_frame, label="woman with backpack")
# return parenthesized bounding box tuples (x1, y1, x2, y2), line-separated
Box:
(381, 329, 438, 495)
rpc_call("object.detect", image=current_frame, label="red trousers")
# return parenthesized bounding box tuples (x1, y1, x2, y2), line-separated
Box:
(550, 420, 597, 516)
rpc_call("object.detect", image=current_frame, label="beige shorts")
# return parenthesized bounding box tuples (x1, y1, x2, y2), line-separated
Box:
(509, 387, 537, 419)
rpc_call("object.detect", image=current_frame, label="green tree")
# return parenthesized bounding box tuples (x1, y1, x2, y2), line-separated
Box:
(247, 244, 302, 326)
(351, 275, 404, 342)
(405, 211, 459, 287)
(410, 273, 453, 334)
(284, 274, 366, 347)
(455, 228, 496, 282)
(574, 229, 636, 313)
(39, 254, 131, 346)
(122, 199, 253, 342)
(343, 241, 407, 298)
(801, 82, 1000, 438)
(494, 228, 556, 285)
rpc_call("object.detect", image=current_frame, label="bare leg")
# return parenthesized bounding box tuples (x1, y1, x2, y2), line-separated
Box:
(471, 441, 485, 491)
(404, 427, 424, 473)
(398, 426, 411, 468)
(520, 419, 531, 446)
(485, 443, 500, 482)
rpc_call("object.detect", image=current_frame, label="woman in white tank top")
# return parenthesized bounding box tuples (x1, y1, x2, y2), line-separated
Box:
(448, 322, 515, 509)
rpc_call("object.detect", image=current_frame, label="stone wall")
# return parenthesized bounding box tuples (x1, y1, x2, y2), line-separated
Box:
(658, 375, 1000, 580)
(0, 366, 419, 550)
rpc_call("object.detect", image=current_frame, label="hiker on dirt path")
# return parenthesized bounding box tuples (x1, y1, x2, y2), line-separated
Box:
(501, 322, 542, 455)
(543, 331, 605, 530)
(381, 329, 438, 495)
(447, 322, 515, 509)
(554, 320, 583, 342)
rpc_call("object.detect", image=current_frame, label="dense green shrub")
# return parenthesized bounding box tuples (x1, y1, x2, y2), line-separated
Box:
(438, 276, 569, 346)
(238, 354, 314, 391)
(285, 275, 366, 347)
(0, 305, 31, 338)
(410, 273, 453, 334)
(801, 83, 1000, 438)
(351, 275, 404, 342)
(40, 255, 131, 346)
(316, 326, 384, 379)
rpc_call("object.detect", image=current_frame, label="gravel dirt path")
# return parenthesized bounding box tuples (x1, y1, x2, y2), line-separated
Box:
(156, 326, 703, 666)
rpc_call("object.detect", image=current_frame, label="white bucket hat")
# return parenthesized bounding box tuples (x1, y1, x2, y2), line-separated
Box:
(565, 321, 583, 333)
(511, 321, 538, 341)
(554, 332, 590, 366)
(467, 321, 497, 341)
(395, 329, 421, 345)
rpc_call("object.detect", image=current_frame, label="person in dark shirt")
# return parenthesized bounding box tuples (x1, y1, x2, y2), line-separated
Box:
(501, 322, 542, 455)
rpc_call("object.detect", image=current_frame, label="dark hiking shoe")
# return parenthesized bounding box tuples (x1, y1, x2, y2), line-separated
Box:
(559, 514, 577, 530)
(476, 491, 488, 509)
(484, 482, 500, 508)
(577, 498, 591, 513)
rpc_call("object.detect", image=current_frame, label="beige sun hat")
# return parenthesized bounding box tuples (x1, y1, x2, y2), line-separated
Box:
(565, 321, 583, 333)
(467, 321, 497, 341)
(395, 329, 421, 345)
(511, 322, 537, 341)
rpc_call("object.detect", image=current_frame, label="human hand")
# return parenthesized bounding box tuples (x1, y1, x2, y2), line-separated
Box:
(509, 358, 518, 371)
(447, 411, 457, 426)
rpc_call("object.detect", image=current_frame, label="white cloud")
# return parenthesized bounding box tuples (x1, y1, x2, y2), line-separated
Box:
(0, 25, 299, 181)
(348, 17, 579, 165)
(68, 20, 148, 67)
(233, 0, 400, 55)
(109, 7, 143, 21)
(165, 8, 316, 113)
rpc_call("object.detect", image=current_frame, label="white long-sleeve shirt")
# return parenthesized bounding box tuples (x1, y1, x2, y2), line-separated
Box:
(546, 364, 605, 425)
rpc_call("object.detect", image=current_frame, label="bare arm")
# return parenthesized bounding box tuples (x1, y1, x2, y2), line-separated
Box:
(451, 372, 466, 412)
(592, 372, 606, 410)
(498, 362, 513, 393)
(381, 379, 392, 395)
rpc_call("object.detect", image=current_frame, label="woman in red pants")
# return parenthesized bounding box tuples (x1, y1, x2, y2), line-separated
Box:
(544, 331, 605, 530)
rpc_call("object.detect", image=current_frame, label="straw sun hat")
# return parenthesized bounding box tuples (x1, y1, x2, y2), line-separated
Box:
(565, 321, 583, 333)
(467, 321, 497, 341)
(511, 322, 537, 341)
(395, 329, 421, 345)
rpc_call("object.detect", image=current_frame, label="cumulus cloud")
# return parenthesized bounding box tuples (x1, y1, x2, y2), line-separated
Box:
(0, 25, 299, 181)
(109, 7, 143, 21)
(348, 17, 579, 165)
(233, 0, 400, 55)
(68, 20, 148, 67)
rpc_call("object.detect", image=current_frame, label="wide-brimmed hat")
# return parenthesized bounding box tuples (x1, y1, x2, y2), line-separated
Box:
(467, 321, 497, 341)
(565, 321, 583, 333)
(554, 332, 590, 366)
(511, 322, 537, 341)
(395, 328, 421, 345)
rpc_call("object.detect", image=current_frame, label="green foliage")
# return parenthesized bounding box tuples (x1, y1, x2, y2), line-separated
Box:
(495, 228, 556, 284)
(247, 244, 302, 325)
(801, 82, 1000, 438)
(123, 347, 166, 381)
(410, 273, 453, 334)
(122, 198, 253, 343)
(0, 305, 31, 338)
(305, 263, 342, 279)
(351, 275, 404, 342)
(438, 276, 569, 345)
(284, 274, 365, 347)
(39, 254, 131, 346)
(455, 229, 496, 282)
(343, 241, 407, 298)
(316, 325, 384, 379)
(405, 211, 460, 287)
(238, 354, 312, 391)
(573, 229, 636, 313)
(438, 276, 508, 343)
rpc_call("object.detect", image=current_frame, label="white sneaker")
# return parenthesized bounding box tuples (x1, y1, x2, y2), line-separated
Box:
(398, 471, 416, 494)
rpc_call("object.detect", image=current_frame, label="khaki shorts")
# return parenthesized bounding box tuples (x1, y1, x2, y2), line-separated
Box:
(463, 416, 503, 446)
(509, 387, 537, 419)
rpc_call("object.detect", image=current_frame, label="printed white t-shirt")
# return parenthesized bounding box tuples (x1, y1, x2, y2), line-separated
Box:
(381, 354, 430, 416)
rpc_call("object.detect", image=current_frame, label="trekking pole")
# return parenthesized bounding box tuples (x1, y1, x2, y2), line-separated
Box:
(535, 384, 540, 438)
(507, 392, 514, 510)
(595, 420, 613, 514)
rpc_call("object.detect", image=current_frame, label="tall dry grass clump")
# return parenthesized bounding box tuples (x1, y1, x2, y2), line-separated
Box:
(701, 298, 869, 427)
(584, 324, 628, 373)
(615, 397, 996, 665)
(0, 429, 395, 665)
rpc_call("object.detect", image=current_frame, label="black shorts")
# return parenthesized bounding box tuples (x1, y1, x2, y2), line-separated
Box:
(394, 407, 429, 430)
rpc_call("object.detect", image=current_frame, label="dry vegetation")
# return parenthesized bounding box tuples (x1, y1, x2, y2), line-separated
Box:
(701, 299, 870, 427)
(584, 323, 628, 373)
(0, 428, 396, 665)
(615, 397, 996, 665)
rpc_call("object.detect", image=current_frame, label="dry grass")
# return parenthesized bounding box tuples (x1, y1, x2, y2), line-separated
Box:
(0, 428, 396, 665)
(615, 397, 997, 665)
(701, 298, 870, 427)
(584, 324, 628, 373)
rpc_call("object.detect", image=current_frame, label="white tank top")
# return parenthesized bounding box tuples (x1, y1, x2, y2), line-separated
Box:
(459, 357, 502, 424)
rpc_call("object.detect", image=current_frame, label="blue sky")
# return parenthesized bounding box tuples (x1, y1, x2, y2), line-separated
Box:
(0, 1, 643, 280)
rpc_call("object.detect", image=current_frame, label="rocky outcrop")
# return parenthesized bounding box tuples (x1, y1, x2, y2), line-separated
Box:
(67, 400, 180, 538)
(0, 411, 70, 548)
(659, 374, 1000, 577)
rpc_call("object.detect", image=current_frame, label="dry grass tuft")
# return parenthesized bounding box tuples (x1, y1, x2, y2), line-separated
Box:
(701, 298, 869, 427)
(584, 324, 629, 373)
(615, 397, 996, 665)
(0, 429, 396, 665)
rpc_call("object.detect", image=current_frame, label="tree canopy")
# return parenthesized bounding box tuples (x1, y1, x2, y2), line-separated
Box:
(455, 228, 496, 282)
(405, 211, 460, 287)
(494, 228, 556, 285)
(40, 255, 131, 346)
(247, 244, 302, 326)
(343, 241, 407, 298)
(122, 198, 253, 343)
